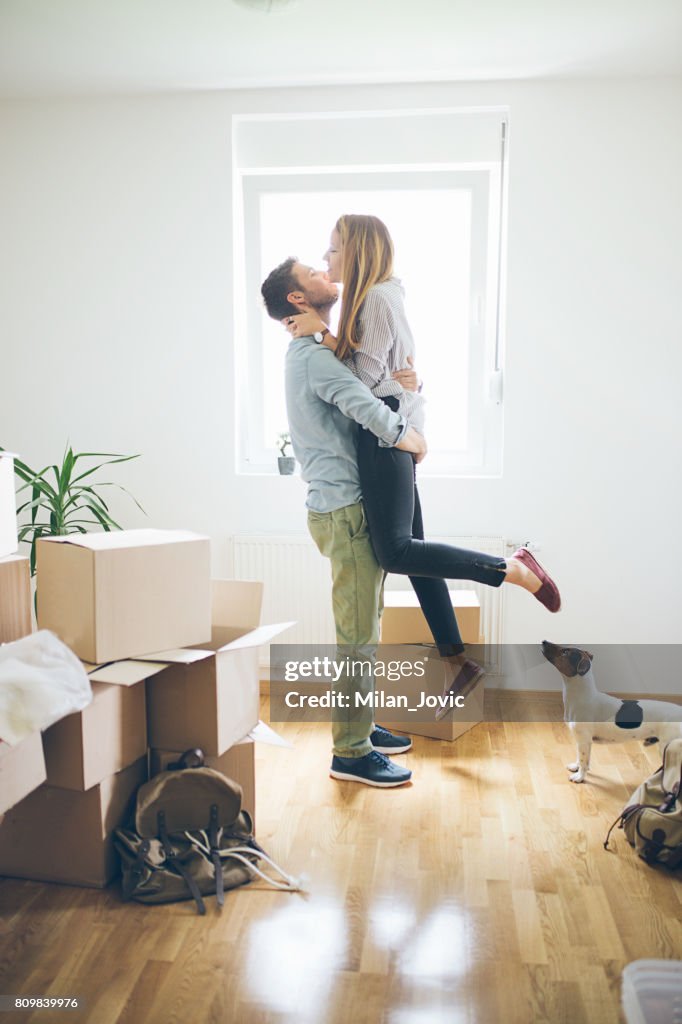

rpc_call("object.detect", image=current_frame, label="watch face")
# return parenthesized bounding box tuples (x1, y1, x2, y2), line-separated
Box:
(313, 332, 323, 343)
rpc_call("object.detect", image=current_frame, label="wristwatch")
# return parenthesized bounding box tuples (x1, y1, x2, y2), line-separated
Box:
(313, 328, 329, 344)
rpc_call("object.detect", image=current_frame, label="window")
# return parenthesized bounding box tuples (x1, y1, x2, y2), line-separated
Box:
(233, 109, 507, 476)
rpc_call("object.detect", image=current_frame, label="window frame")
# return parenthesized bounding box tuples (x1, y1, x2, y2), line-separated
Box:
(235, 164, 504, 478)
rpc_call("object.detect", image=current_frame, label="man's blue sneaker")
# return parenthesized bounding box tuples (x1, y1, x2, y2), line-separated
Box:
(370, 725, 412, 754)
(330, 750, 412, 788)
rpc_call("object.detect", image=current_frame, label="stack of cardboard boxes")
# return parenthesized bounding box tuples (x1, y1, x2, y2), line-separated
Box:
(0, 523, 289, 888)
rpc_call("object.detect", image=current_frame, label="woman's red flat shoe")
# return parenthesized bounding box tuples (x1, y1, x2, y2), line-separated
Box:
(511, 547, 562, 613)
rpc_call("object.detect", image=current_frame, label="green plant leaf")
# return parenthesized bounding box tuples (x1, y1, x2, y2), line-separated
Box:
(101, 483, 146, 515)
(70, 492, 112, 518)
(59, 447, 76, 498)
(15, 474, 58, 503)
(62, 486, 111, 514)
(80, 483, 145, 515)
(81, 502, 121, 530)
(78, 495, 120, 521)
(61, 519, 104, 527)
(16, 495, 47, 516)
(11, 459, 37, 481)
(18, 524, 49, 543)
(71, 453, 140, 485)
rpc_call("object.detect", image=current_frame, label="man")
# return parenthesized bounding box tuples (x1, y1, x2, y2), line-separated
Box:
(261, 257, 426, 788)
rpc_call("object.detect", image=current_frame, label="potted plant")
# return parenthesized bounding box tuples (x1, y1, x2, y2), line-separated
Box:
(276, 433, 295, 475)
(1, 443, 144, 583)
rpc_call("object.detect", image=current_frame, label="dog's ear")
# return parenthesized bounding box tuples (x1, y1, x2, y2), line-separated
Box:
(566, 649, 592, 676)
(577, 654, 592, 676)
(566, 650, 582, 676)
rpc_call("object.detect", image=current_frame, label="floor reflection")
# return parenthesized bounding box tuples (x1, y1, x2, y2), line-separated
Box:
(245, 898, 346, 1015)
(369, 901, 416, 949)
(397, 905, 469, 981)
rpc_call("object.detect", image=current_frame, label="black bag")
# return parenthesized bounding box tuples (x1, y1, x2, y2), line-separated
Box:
(114, 749, 302, 915)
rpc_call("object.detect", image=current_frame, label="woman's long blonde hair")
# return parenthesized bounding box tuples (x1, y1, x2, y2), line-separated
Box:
(335, 214, 394, 362)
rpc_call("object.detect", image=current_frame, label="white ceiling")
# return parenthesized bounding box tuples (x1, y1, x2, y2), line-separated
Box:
(0, 0, 681, 97)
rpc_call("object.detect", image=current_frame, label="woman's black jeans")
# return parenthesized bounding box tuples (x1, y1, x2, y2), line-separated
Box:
(357, 399, 507, 656)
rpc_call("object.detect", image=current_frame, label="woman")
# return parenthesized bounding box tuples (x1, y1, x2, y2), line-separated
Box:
(287, 214, 560, 705)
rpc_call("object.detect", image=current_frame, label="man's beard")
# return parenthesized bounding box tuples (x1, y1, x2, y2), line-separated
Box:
(307, 293, 338, 321)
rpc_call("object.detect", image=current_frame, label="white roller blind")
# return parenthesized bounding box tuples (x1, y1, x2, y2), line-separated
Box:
(234, 109, 506, 170)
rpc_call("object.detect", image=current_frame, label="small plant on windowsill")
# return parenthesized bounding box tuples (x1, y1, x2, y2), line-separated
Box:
(276, 433, 295, 476)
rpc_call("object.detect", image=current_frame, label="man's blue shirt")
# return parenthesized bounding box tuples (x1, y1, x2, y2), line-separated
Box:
(285, 335, 408, 513)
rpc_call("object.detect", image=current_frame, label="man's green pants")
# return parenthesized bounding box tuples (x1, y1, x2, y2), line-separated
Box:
(307, 501, 383, 758)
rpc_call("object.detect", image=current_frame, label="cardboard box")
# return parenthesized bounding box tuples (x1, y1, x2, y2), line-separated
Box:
(378, 591, 483, 741)
(0, 732, 46, 815)
(380, 589, 480, 645)
(150, 738, 256, 825)
(142, 580, 293, 756)
(376, 644, 485, 742)
(0, 554, 32, 643)
(41, 660, 166, 791)
(0, 453, 18, 559)
(36, 528, 212, 664)
(0, 756, 147, 887)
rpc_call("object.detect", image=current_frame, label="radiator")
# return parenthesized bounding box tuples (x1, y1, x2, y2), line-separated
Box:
(231, 534, 506, 670)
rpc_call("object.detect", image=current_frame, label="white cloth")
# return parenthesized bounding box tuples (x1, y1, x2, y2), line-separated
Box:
(0, 630, 92, 744)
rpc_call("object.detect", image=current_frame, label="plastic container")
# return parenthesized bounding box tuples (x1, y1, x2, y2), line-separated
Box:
(622, 960, 682, 1024)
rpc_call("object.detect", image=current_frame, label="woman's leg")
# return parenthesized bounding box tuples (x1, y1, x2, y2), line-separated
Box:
(358, 427, 487, 699)
(358, 428, 507, 587)
(409, 483, 465, 656)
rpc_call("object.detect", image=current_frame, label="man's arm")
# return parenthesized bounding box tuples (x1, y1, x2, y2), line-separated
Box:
(307, 347, 416, 449)
(397, 427, 427, 460)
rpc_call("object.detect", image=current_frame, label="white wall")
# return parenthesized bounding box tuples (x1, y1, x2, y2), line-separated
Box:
(1, 78, 680, 655)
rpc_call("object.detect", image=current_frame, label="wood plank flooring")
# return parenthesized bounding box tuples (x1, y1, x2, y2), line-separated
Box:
(1, 695, 681, 1024)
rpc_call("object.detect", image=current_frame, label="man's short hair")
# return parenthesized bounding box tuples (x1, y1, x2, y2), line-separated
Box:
(261, 257, 300, 321)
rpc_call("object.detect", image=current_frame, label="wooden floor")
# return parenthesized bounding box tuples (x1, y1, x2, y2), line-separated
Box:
(1, 695, 681, 1024)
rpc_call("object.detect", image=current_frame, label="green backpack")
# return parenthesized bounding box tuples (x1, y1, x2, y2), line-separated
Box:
(114, 751, 302, 915)
(605, 738, 682, 868)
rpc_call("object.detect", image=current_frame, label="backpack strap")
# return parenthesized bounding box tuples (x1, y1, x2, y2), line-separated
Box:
(603, 803, 642, 850)
(207, 804, 224, 909)
(121, 838, 151, 901)
(158, 810, 206, 916)
(167, 748, 205, 771)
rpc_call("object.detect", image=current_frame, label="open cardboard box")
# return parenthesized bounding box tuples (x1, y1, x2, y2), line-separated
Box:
(42, 659, 167, 791)
(142, 580, 294, 756)
(0, 554, 32, 644)
(36, 529, 212, 663)
(0, 732, 46, 816)
(0, 452, 18, 559)
(0, 755, 147, 887)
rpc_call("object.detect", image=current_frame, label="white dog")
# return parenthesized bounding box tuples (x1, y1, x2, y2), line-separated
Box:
(541, 640, 682, 783)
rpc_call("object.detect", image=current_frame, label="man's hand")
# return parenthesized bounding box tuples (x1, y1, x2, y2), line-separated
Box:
(392, 356, 419, 393)
(396, 427, 427, 463)
(284, 311, 325, 338)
